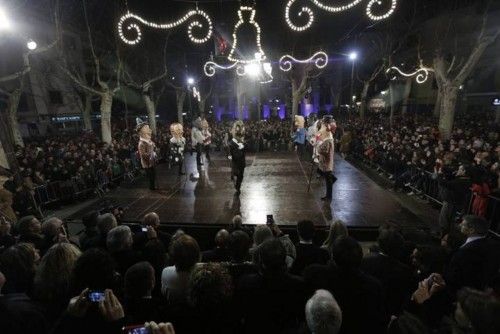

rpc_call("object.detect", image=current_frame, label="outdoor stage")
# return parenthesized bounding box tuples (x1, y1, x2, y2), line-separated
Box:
(68, 151, 429, 229)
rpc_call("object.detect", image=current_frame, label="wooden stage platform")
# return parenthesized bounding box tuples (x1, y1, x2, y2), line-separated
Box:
(68, 152, 428, 229)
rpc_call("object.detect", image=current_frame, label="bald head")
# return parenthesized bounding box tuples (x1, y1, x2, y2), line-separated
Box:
(306, 290, 342, 334)
(215, 229, 230, 248)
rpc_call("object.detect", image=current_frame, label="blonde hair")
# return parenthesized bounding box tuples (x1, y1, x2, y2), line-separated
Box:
(34, 243, 81, 303)
(322, 220, 348, 256)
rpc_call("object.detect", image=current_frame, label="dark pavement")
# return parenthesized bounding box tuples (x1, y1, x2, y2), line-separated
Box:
(68, 151, 432, 228)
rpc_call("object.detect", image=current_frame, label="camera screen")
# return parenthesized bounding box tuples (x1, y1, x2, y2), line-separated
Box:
(88, 291, 105, 302)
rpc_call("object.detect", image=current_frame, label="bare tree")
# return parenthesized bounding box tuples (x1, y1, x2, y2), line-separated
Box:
(433, 13, 499, 139)
(0, 13, 59, 147)
(58, 0, 122, 144)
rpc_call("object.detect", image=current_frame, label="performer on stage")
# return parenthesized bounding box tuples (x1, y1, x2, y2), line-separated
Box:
(169, 123, 186, 176)
(201, 119, 212, 163)
(292, 115, 306, 159)
(137, 118, 157, 190)
(191, 117, 206, 166)
(229, 120, 246, 195)
(316, 116, 337, 201)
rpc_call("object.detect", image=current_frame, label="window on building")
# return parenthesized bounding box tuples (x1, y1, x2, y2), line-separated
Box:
(48, 90, 63, 105)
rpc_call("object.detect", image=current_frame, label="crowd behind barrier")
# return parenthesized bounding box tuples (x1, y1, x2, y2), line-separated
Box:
(342, 113, 499, 231)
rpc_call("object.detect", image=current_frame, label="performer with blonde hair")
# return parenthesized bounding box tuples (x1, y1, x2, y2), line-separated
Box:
(169, 123, 186, 176)
(316, 116, 337, 201)
(201, 119, 212, 163)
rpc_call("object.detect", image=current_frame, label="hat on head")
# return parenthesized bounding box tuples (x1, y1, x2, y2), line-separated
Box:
(136, 117, 148, 133)
(322, 115, 334, 124)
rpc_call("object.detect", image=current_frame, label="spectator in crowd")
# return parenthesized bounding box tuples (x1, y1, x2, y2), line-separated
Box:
(0, 243, 39, 294)
(249, 224, 273, 257)
(71, 248, 117, 294)
(78, 211, 99, 250)
(123, 261, 164, 325)
(134, 212, 172, 251)
(161, 234, 200, 302)
(106, 225, 141, 276)
(361, 228, 416, 316)
(202, 229, 231, 263)
(40, 217, 68, 253)
(84, 212, 117, 250)
(228, 214, 252, 236)
(268, 222, 297, 268)
(236, 239, 306, 333)
(453, 287, 500, 334)
(16, 215, 44, 251)
(0, 269, 48, 334)
(305, 289, 342, 334)
(291, 220, 329, 275)
(445, 215, 500, 292)
(52, 289, 125, 334)
(304, 236, 387, 334)
(226, 230, 256, 285)
(0, 173, 17, 223)
(0, 217, 15, 253)
(185, 263, 236, 333)
(321, 220, 348, 256)
(33, 243, 81, 322)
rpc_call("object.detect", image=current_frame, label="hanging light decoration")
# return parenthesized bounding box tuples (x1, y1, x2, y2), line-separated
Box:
(279, 51, 329, 72)
(285, 0, 397, 32)
(202, 5, 272, 84)
(117, 9, 213, 45)
(386, 62, 434, 84)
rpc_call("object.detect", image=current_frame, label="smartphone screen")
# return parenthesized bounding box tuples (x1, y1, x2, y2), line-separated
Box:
(266, 215, 274, 224)
(141, 227, 148, 232)
(87, 291, 105, 303)
(123, 325, 150, 334)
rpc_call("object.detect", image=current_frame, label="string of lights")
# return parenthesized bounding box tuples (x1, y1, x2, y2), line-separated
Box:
(285, 0, 397, 32)
(279, 51, 329, 72)
(386, 65, 434, 84)
(117, 9, 213, 45)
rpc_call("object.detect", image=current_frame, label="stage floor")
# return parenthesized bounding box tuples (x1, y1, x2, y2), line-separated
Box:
(69, 152, 428, 228)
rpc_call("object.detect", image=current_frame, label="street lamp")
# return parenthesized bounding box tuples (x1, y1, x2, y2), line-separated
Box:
(348, 51, 358, 118)
(26, 39, 37, 50)
(187, 77, 195, 85)
(0, 7, 11, 31)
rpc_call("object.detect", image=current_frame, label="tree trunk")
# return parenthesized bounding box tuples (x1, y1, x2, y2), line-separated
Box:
(495, 107, 500, 124)
(82, 93, 92, 131)
(199, 99, 206, 119)
(291, 94, 301, 119)
(401, 78, 412, 115)
(359, 81, 370, 120)
(433, 85, 443, 118)
(143, 94, 157, 134)
(100, 91, 113, 144)
(7, 89, 24, 147)
(389, 82, 396, 127)
(176, 89, 186, 124)
(439, 85, 459, 140)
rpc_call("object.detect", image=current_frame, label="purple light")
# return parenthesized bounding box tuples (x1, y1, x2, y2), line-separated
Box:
(278, 104, 286, 119)
(263, 104, 270, 119)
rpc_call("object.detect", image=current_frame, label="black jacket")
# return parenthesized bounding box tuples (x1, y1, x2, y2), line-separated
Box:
(290, 243, 329, 275)
(361, 252, 417, 316)
(445, 236, 500, 292)
(229, 140, 246, 171)
(304, 263, 387, 334)
(236, 272, 306, 334)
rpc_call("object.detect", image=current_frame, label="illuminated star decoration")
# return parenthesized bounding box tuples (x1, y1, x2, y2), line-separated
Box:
(203, 6, 273, 84)
(386, 63, 434, 84)
(279, 51, 329, 72)
(117, 9, 213, 45)
(285, 0, 398, 32)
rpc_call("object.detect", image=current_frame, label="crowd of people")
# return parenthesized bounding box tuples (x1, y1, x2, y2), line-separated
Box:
(340, 113, 499, 231)
(0, 210, 499, 334)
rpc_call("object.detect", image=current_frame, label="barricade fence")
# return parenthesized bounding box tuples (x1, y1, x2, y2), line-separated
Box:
(349, 151, 499, 231)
